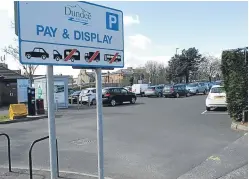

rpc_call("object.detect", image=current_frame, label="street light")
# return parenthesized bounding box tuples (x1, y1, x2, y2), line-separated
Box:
(176, 48, 179, 55)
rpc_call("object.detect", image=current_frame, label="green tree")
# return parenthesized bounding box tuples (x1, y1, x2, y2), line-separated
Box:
(178, 47, 204, 83)
(221, 47, 248, 121)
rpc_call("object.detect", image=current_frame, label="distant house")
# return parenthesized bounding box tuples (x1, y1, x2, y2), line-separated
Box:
(77, 69, 96, 86)
(0, 63, 27, 106)
(102, 67, 134, 84)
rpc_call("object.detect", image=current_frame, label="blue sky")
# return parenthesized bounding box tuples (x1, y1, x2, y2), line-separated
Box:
(0, 1, 247, 76)
(97, 1, 248, 55)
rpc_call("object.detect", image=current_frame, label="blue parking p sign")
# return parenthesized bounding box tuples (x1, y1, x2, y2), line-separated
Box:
(106, 12, 119, 31)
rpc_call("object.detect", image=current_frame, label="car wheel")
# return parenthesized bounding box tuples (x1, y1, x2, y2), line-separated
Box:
(55, 56, 60, 61)
(41, 55, 47, 60)
(164, 95, 167, 98)
(186, 92, 190, 97)
(203, 90, 207, 95)
(91, 99, 96, 105)
(206, 106, 211, 111)
(130, 97, 136, 104)
(71, 57, 75, 62)
(175, 93, 180, 98)
(110, 99, 116, 107)
(26, 54, 31, 59)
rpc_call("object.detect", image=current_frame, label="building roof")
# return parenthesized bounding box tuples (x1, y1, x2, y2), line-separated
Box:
(0, 65, 27, 80)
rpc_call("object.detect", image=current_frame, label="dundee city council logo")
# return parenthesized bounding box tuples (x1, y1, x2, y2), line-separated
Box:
(64, 4, 91, 25)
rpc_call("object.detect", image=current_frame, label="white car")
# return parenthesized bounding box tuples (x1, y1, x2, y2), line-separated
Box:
(79, 88, 96, 105)
(205, 85, 227, 111)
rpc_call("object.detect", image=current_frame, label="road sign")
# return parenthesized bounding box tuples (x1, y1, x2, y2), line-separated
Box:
(17, 1, 124, 68)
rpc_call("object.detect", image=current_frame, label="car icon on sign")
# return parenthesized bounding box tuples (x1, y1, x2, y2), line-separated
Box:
(25, 47, 49, 60)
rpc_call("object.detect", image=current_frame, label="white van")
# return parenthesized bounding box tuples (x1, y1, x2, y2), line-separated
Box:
(132, 84, 149, 96)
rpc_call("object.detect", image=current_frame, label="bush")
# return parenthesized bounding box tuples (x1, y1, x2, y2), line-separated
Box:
(221, 47, 248, 121)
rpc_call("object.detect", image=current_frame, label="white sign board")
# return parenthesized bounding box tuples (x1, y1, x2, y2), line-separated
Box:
(17, 1, 124, 68)
(17, 79, 29, 103)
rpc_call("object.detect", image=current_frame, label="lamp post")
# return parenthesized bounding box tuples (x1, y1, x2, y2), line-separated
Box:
(176, 48, 179, 55)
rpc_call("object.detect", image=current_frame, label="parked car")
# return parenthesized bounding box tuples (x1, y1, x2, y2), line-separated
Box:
(68, 91, 81, 104)
(186, 82, 207, 95)
(102, 87, 137, 107)
(144, 85, 164, 97)
(79, 88, 96, 105)
(132, 84, 149, 96)
(163, 84, 189, 98)
(124, 86, 132, 92)
(205, 85, 227, 111)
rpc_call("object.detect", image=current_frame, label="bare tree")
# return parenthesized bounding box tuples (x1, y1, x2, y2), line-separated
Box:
(198, 55, 221, 82)
(145, 61, 158, 85)
(3, 22, 38, 86)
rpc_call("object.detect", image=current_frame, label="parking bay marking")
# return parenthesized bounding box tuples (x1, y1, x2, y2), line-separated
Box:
(201, 110, 228, 115)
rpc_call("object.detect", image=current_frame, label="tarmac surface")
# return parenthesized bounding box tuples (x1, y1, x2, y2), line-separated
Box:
(0, 95, 246, 179)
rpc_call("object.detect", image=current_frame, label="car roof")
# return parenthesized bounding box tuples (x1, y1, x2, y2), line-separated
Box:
(84, 88, 96, 90)
(211, 85, 223, 88)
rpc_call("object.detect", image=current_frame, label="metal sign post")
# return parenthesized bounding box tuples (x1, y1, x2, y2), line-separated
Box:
(46, 65, 57, 178)
(16, 2, 124, 179)
(95, 68, 104, 179)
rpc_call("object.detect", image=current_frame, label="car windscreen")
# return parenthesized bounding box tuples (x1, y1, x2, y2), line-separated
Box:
(72, 91, 80, 95)
(211, 87, 225, 93)
(164, 85, 172, 89)
(187, 83, 198, 87)
(82, 90, 90, 94)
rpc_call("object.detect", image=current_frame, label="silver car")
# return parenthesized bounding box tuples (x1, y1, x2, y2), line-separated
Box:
(186, 82, 207, 95)
(144, 85, 164, 97)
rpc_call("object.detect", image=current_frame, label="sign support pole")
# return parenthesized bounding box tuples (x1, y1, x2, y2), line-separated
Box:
(46, 65, 58, 179)
(95, 68, 104, 179)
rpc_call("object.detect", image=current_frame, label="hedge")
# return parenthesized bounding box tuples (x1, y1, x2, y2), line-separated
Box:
(221, 47, 248, 121)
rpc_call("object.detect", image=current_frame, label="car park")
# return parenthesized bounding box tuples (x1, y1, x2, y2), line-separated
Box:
(102, 87, 137, 106)
(79, 88, 96, 105)
(132, 84, 149, 96)
(144, 85, 164, 97)
(163, 84, 189, 98)
(205, 85, 227, 111)
(68, 91, 81, 104)
(186, 82, 207, 95)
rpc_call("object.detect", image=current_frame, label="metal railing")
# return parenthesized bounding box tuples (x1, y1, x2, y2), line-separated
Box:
(29, 136, 59, 179)
(0, 133, 11, 172)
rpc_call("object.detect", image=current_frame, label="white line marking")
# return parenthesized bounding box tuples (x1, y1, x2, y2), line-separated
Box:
(0, 166, 113, 179)
(201, 110, 207, 114)
(205, 112, 228, 115)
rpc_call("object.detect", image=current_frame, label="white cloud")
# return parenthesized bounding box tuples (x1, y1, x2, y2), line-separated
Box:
(127, 34, 151, 50)
(124, 15, 140, 26)
(123, 33, 174, 68)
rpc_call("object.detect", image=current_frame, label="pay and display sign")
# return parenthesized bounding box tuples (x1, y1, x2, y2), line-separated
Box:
(17, 1, 124, 68)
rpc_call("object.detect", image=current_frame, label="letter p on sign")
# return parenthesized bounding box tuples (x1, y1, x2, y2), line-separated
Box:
(106, 12, 119, 31)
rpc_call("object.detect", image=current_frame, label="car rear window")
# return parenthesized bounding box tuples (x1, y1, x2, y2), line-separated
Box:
(102, 89, 109, 94)
(211, 87, 225, 93)
(148, 87, 155, 90)
(187, 83, 198, 87)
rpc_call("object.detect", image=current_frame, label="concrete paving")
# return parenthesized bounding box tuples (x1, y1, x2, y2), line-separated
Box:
(0, 95, 245, 179)
(177, 134, 248, 179)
